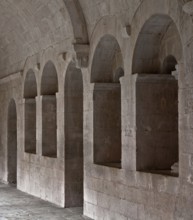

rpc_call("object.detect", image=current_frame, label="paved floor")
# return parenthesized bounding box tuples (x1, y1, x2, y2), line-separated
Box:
(0, 183, 91, 220)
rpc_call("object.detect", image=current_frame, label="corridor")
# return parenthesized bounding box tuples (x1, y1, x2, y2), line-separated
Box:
(0, 183, 90, 220)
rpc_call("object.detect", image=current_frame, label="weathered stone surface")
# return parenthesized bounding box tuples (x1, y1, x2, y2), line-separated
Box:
(0, 183, 91, 220)
(0, 1, 192, 220)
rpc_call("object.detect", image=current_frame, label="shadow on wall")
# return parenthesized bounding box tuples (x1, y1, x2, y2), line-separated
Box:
(91, 34, 124, 169)
(41, 61, 58, 158)
(132, 14, 182, 176)
(24, 69, 37, 154)
(7, 99, 17, 184)
(64, 62, 83, 207)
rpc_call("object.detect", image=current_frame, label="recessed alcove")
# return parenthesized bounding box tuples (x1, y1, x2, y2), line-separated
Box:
(24, 69, 37, 154)
(91, 35, 124, 169)
(41, 61, 58, 158)
(132, 14, 182, 177)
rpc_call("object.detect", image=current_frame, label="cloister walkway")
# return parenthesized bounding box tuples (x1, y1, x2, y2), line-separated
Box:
(0, 183, 90, 220)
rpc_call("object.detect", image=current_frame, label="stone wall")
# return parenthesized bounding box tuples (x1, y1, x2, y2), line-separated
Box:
(83, 0, 193, 219)
(0, 0, 193, 219)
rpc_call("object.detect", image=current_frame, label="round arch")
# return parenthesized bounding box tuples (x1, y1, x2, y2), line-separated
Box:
(91, 34, 123, 168)
(89, 15, 127, 82)
(41, 61, 58, 157)
(41, 61, 58, 95)
(91, 34, 124, 83)
(129, 0, 186, 75)
(132, 13, 181, 176)
(132, 14, 182, 74)
(63, 0, 88, 44)
(23, 69, 37, 154)
(24, 69, 37, 98)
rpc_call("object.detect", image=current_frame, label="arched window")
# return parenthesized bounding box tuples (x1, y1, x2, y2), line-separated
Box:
(41, 61, 58, 157)
(132, 15, 182, 176)
(91, 35, 124, 168)
(24, 69, 37, 154)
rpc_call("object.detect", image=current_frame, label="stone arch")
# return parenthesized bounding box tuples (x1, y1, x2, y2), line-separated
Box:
(24, 69, 37, 98)
(91, 34, 124, 168)
(7, 99, 17, 184)
(24, 70, 37, 154)
(41, 61, 58, 157)
(91, 34, 124, 83)
(130, 0, 185, 75)
(64, 61, 83, 207)
(132, 14, 182, 74)
(41, 61, 58, 95)
(89, 15, 127, 82)
(132, 14, 182, 176)
(63, 0, 89, 68)
(63, 0, 88, 44)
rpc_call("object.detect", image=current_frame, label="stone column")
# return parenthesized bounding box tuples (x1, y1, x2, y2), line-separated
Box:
(120, 74, 137, 171)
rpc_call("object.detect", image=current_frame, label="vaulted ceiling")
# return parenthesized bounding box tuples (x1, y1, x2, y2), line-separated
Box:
(0, 0, 142, 78)
(0, 0, 73, 78)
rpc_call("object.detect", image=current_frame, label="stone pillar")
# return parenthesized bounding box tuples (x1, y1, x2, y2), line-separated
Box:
(120, 75, 137, 171)
(36, 96, 41, 156)
(56, 92, 63, 158)
(84, 82, 94, 164)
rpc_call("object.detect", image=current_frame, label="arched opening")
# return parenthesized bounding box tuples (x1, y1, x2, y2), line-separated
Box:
(24, 69, 37, 154)
(91, 35, 124, 168)
(7, 99, 17, 184)
(64, 62, 83, 207)
(41, 61, 58, 157)
(133, 15, 182, 176)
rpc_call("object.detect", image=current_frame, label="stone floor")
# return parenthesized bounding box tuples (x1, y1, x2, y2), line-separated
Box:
(0, 183, 91, 220)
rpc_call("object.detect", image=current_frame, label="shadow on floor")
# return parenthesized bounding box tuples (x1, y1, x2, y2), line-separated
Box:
(0, 182, 91, 220)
